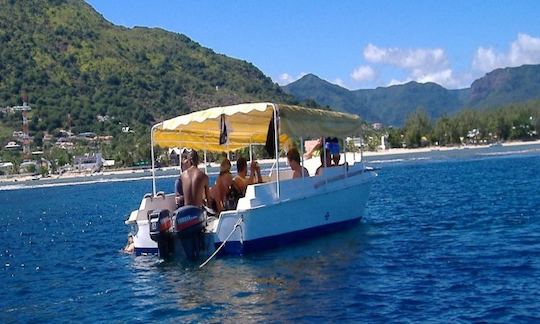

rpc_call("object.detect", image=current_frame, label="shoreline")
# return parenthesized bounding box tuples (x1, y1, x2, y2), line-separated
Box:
(1, 139, 540, 186)
(362, 139, 540, 157)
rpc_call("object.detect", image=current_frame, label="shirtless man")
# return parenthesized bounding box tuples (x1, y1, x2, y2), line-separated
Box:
(174, 150, 191, 208)
(181, 150, 210, 207)
(287, 147, 309, 178)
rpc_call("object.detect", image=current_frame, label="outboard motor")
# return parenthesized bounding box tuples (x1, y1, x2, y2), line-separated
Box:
(148, 209, 174, 258)
(173, 206, 206, 260)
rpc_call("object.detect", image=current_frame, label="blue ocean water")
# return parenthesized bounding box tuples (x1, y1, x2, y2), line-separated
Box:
(1, 152, 540, 322)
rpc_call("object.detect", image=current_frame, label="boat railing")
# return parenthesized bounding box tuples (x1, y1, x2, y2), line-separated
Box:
(266, 169, 293, 183)
(267, 160, 277, 178)
(239, 165, 371, 211)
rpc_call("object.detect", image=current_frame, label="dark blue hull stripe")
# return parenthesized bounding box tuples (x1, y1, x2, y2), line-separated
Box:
(217, 217, 362, 255)
(135, 217, 362, 256)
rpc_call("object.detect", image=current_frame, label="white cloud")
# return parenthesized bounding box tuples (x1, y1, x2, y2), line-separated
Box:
(472, 47, 499, 72)
(333, 78, 346, 87)
(277, 73, 294, 85)
(473, 33, 540, 72)
(364, 43, 447, 71)
(350, 65, 375, 82)
(276, 72, 307, 85)
(387, 78, 411, 87)
(510, 33, 540, 64)
(360, 43, 473, 88)
(414, 69, 455, 86)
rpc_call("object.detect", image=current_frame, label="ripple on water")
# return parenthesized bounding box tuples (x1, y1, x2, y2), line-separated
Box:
(1, 154, 540, 321)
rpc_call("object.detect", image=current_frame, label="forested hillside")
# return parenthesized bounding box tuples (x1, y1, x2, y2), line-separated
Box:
(0, 0, 294, 165)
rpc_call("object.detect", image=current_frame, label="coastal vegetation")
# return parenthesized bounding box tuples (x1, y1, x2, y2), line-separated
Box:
(382, 100, 540, 149)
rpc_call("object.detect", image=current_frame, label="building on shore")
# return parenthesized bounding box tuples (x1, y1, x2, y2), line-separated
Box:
(55, 137, 74, 150)
(0, 162, 14, 175)
(5, 141, 21, 150)
(18, 159, 51, 175)
(73, 153, 103, 172)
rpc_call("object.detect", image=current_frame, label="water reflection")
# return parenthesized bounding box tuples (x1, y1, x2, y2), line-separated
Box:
(126, 223, 369, 320)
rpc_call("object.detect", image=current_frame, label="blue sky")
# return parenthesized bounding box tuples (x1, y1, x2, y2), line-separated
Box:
(86, 0, 540, 90)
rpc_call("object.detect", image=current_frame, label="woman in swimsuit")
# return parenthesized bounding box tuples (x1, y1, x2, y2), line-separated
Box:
(209, 158, 233, 214)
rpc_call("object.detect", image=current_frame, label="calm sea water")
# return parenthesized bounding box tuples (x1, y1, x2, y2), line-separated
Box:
(1, 150, 540, 322)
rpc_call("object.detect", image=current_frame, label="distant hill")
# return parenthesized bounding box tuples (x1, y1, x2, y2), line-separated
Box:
(469, 64, 540, 108)
(0, 0, 293, 138)
(283, 64, 540, 126)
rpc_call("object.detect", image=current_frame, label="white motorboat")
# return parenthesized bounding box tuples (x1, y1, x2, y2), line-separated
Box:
(125, 102, 376, 260)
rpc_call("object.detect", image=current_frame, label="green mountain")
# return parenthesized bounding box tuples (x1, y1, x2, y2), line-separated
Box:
(279, 74, 356, 113)
(283, 74, 467, 126)
(352, 81, 466, 125)
(283, 64, 540, 126)
(469, 64, 540, 108)
(0, 0, 292, 140)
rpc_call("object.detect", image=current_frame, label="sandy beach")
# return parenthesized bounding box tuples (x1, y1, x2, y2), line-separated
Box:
(362, 139, 540, 157)
(1, 139, 540, 186)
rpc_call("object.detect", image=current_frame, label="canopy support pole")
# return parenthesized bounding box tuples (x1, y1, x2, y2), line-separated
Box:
(360, 138, 364, 163)
(352, 138, 356, 162)
(272, 104, 280, 199)
(300, 137, 305, 179)
(343, 138, 348, 178)
(249, 139, 253, 163)
(204, 150, 208, 174)
(249, 139, 257, 182)
(323, 138, 327, 167)
(150, 125, 157, 196)
(203, 134, 208, 174)
(323, 137, 328, 186)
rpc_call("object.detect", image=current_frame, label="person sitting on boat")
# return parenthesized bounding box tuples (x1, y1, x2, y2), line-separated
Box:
(287, 147, 309, 178)
(181, 150, 210, 208)
(316, 148, 333, 176)
(209, 158, 233, 214)
(231, 157, 263, 196)
(174, 149, 192, 208)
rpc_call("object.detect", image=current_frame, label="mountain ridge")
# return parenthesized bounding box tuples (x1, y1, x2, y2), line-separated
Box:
(283, 64, 540, 126)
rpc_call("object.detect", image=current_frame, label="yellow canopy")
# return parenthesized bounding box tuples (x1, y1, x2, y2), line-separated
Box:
(153, 102, 362, 152)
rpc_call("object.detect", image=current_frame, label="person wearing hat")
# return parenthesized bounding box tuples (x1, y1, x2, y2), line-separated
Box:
(209, 157, 233, 214)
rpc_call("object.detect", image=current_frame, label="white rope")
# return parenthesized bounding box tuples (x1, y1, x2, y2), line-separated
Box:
(199, 216, 243, 269)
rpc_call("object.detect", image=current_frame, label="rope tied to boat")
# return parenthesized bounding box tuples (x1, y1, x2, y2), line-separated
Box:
(199, 216, 243, 269)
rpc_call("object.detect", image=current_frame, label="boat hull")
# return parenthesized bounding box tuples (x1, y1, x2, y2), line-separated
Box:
(218, 217, 361, 254)
(134, 220, 158, 256)
(215, 169, 375, 255)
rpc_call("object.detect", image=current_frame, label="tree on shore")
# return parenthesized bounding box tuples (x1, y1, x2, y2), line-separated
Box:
(403, 108, 432, 148)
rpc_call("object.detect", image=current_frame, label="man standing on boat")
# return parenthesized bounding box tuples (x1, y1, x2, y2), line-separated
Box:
(174, 149, 191, 208)
(181, 150, 210, 208)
